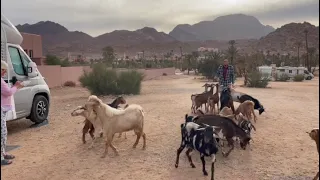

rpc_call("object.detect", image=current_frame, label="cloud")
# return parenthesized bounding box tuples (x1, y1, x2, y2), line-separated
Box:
(1, 0, 318, 36)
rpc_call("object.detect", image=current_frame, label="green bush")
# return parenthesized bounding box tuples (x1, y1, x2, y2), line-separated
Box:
(293, 74, 305, 82)
(117, 70, 144, 94)
(275, 73, 290, 82)
(79, 63, 144, 95)
(246, 71, 269, 88)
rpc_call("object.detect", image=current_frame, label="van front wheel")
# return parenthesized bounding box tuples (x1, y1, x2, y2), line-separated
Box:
(30, 95, 49, 124)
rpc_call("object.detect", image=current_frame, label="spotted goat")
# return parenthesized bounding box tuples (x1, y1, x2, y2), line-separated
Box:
(175, 114, 219, 180)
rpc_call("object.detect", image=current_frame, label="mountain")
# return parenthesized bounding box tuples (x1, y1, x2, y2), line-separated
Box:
(16, 22, 177, 55)
(94, 27, 177, 46)
(257, 22, 319, 54)
(169, 14, 275, 41)
(16, 21, 94, 54)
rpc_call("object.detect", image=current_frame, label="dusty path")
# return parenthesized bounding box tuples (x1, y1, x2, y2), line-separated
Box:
(1, 75, 319, 180)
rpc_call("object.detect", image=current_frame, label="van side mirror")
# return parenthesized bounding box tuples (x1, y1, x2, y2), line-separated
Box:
(27, 62, 38, 78)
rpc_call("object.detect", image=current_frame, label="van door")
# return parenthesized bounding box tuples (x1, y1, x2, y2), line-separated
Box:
(7, 45, 34, 118)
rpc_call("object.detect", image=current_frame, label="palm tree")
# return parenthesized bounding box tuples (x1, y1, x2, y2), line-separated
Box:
(295, 41, 302, 66)
(308, 47, 316, 73)
(304, 29, 310, 71)
(228, 40, 237, 65)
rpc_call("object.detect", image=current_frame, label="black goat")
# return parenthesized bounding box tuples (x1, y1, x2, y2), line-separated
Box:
(175, 121, 219, 180)
(220, 88, 235, 116)
(193, 114, 251, 157)
(237, 94, 265, 115)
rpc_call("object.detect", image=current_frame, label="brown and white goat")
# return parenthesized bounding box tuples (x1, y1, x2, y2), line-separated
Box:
(235, 100, 257, 123)
(307, 128, 319, 180)
(207, 83, 220, 114)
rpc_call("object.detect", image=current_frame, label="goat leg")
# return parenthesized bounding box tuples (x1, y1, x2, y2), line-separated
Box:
(132, 132, 142, 148)
(175, 145, 185, 168)
(109, 143, 119, 156)
(88, 137, 97, 149)
(141, 133, 146, 150)
(200, 154, 208, 176)
(186, 148, 196, 168)
(101, 140, 109, 158)
(313, 171, 319, 180)
(118, 133, 122, 138)
(211, 156, 216, 180)
(223, 138, 235, 157)
(252, 109, 257, 123)
(125, 132, 127, 139)
(82, 120, 91, 144)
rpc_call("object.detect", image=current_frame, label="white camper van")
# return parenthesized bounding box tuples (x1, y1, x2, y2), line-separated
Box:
(1, 14, 50, 123)
(276, 66, 314, 80)
(258, 66, 273, 79)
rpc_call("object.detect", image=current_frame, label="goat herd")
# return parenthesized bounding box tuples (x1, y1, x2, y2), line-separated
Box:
(70, 83, 319, 180)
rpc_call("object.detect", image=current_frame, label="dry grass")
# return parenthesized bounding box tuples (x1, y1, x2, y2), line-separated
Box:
(1, 75, 319, 180)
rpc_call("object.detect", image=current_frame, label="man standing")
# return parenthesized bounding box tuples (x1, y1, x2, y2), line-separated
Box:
(216, 59, 235, 91)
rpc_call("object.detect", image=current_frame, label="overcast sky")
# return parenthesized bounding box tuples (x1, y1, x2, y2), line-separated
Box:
(1, 0, 319, 37)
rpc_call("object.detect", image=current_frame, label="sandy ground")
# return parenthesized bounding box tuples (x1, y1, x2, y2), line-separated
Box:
(1, 75, 319, 180)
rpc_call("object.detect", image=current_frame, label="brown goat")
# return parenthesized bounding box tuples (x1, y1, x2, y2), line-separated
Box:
(190, 83, 213, 113)
(235, 100, 257, 123)
(82, 96, 126, 144)
(307, 128, 319, 180)
(194, 84, 214, 112)
(207, 83, 220, 114)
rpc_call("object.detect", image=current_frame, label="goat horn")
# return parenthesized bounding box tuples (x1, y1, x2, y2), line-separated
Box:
(252, 124, 257, 131)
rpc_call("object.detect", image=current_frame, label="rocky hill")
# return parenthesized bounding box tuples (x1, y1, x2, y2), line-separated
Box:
(169, 14, 275, 41)
(257, 22, 319, 55)
(16, 22, 177, 55)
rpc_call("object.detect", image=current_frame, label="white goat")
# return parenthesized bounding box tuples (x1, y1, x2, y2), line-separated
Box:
(86, 95, 146, 158)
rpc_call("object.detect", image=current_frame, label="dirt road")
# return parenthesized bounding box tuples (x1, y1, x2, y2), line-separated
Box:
(1, 75, 319, 180)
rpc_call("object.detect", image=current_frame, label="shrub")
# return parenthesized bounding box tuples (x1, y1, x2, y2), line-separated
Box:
(79, 63, 144, 95)
(117, 70, 144, 95)
(293, 74, 305, 82)
(275, 73, 290, 82)
(63, 81, 76, 87)
(246, 71, 269, 88)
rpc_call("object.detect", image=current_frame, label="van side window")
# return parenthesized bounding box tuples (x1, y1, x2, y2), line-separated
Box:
(19, 49, 31, 69)
(8, 46, 26, 76)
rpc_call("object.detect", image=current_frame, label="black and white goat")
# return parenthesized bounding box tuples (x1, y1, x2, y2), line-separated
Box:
(238, 118, 256, 137)
(231, 90, 265, 115)
(175, 116, 219, 180)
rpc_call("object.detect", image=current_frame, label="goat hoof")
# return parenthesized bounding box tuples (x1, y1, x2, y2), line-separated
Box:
(203, 171, 208, 176)
(191, 164, 196, 168)
(222, 152, 227, 157)
(88, 146, 93, 150)
(101, 154, 106, 158)
(142, 146, 146, 150)
(175, 164, 178, 168)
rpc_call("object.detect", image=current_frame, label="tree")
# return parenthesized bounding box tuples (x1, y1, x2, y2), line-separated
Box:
(198, 51, 222, 79)
(45, 55, 62, 65)
(304, 29, 311, 71)
(308, 47, 317, 73)
(227, 40, 238, 65)
(102, 46, 115, 66)
(295, 41, 302, 66)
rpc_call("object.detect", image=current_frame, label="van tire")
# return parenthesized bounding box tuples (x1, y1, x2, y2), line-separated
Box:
(29, 95, 49, 124)
(306, 76, 312, 80)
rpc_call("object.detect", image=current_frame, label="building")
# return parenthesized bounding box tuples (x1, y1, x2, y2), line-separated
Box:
(21, 32, 45, 65)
